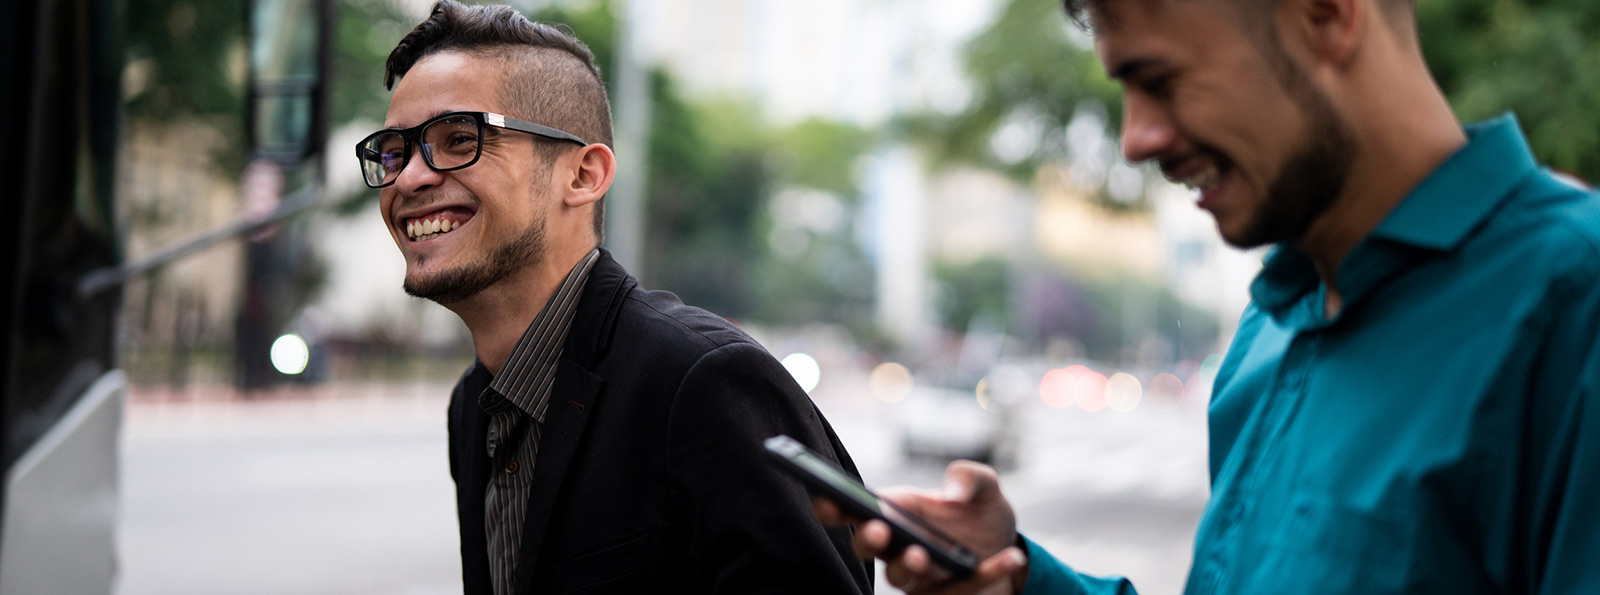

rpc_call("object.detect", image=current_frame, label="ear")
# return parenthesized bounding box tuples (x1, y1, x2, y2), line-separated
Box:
(561, 143, 616, 208)
(1284, 0, 1366, 67)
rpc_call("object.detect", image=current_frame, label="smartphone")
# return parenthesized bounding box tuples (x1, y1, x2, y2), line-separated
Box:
(764, 434, 980, 578)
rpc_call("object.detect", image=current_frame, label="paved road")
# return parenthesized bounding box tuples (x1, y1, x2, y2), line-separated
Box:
(118, 382, 1208, 595)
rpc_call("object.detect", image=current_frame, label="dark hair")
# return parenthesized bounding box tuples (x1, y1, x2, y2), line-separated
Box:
(1062, 0, 1093, 31)
(1064, 0, 1417, 35)
(385, 0, 613, 239)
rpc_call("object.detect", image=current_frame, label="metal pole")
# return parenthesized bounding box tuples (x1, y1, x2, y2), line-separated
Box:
(607, 0, 650, 278)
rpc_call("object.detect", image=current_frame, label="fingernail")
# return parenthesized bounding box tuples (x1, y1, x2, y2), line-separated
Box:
(942, 481, 969, 501)
(1010, 549, 1028, 566)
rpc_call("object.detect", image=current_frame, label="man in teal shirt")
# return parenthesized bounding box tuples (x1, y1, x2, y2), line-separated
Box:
(815, 0, 1600, 592)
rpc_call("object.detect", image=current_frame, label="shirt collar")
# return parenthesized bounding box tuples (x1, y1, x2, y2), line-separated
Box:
(1368, 113, 1538, 251)
(479, 248, 601, 421)
(1250, 115, 1538, 326)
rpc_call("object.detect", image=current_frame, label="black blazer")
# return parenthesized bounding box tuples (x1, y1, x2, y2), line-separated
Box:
(447, 250, 874, 594)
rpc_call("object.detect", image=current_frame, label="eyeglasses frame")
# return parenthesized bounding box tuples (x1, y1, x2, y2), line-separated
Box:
(355, 110, 590, 189)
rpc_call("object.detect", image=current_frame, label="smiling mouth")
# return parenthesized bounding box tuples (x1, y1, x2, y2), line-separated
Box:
(1164, 153, 1233, 197)
(403, 211, 471, 242)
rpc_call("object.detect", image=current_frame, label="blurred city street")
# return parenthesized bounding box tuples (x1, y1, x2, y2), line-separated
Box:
(117, 376, 1207, 595)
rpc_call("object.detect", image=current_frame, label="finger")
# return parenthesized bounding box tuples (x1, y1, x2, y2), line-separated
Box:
(812, 496, 847, 525)
(942, 460, 1001, 504)
(875, 486, 940, 517)
(850, 519, 892, 559)
(911, 547, 1027, 595)
(903, 544, 930, 574)
(883, 545, 930, 589)
(967, 546, 1028, 588)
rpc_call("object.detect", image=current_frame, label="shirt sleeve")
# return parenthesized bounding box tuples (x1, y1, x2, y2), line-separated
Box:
(1534, 308, 1600, 592)
(1020, 535, 1138, 595)
(1527, 241, 1600, 593)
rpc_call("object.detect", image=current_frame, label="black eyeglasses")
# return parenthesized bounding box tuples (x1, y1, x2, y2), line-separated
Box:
(355, 111, 588, 188)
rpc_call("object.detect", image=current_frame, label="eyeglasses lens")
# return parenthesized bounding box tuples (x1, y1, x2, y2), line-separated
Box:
(357, 114, 484, 188)
(361, 132, 408, 187)
(421, 116, 482, 170)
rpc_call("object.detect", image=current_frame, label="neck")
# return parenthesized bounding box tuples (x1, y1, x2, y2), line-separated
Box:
(1295, 45, 1466, 312)
(446, 242, 595, 376)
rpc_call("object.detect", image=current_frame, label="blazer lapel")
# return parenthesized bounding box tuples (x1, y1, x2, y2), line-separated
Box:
(452, 365, 495, 592)
(511, 353, 605, 592)
(510, 249, 634, 593)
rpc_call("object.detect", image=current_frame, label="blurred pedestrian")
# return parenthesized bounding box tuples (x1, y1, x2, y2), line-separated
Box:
(817, 0, 1600, 592)
(356, 2, 872, 593)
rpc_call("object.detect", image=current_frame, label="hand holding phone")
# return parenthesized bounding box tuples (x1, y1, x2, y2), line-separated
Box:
(765, 435, 981, 578)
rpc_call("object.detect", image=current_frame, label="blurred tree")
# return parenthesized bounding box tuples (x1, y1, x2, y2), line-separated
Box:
(751, 119, 878, 327)
(914, 0, 1600, 189)
(899, 0, 1118, 189)
(1417, 0, 1600, 183)
(124, 0, 249, 168)
(328, 0, 416, 131)
(534, 1, 878, 324)
(935, 258, 1011, 334)
(125, 0, 247, 119)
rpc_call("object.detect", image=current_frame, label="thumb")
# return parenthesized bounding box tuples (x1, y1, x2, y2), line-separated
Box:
(941, 460, 1001, 504)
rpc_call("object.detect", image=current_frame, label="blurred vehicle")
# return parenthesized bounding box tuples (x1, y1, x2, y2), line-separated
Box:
(896, 384, 1020, 469)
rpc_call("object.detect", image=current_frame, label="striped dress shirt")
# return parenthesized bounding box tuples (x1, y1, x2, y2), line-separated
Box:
(477, 248, 599, 595)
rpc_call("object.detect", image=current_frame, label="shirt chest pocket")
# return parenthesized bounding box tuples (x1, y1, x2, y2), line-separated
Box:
(545, 532, 655, 594)
(1244, 497, 1416, 594)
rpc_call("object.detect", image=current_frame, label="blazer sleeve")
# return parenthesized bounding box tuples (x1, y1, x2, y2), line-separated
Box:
(664, 341, 874, 594)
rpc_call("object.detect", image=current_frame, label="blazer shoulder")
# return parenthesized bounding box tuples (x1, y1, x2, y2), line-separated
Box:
(612, 286, 764, 360)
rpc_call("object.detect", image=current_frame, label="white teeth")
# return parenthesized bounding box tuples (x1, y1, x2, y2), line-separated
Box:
(1183, 163, 1221, 191)
(405, 217, 463, 240)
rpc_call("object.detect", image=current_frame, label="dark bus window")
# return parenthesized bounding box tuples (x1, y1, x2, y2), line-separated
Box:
(1, 0, 123, 470)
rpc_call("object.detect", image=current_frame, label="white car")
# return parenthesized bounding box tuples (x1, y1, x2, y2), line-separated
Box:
(895, 385, 1019, 468)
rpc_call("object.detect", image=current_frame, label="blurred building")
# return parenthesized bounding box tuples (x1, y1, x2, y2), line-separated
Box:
(119, 121, 248, 382)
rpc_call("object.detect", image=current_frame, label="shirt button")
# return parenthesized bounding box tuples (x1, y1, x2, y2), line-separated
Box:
(505, 460, 519, 474)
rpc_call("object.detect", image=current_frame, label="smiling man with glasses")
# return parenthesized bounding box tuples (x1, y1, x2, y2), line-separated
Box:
(362, 3, 873, 594)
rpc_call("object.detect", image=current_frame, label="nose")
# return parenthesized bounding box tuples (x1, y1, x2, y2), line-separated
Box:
(393, 143, 443, 194)
(1120, 92, 1179, 164)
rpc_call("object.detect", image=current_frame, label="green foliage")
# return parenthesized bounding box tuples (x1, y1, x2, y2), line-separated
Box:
(1417, 0, 1600, 182)
(534, 2, 877, 323)
(900, 0, 1117, 181)
(920, 0, 1600, 186)
(328, 0, 415, 128)
(769, 119, 876, 196)
(125, 0, 248, 121)
(935, 258, 1012, 332)
(933, 258, 1218, 364)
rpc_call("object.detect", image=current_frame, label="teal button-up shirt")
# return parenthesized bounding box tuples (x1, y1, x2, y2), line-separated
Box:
(1023, 115, 1600, 594)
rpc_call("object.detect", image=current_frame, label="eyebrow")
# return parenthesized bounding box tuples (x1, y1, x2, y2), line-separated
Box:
(383, 108, 461, 130)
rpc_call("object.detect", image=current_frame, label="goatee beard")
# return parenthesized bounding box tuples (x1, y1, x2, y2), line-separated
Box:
(404, 222, 547, 305)
(1227, 65, 1357, 249)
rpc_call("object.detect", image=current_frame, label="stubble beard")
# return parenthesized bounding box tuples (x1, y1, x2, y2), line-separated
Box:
(403, 219, 547, 306)
(1226, 68, 1358, 249)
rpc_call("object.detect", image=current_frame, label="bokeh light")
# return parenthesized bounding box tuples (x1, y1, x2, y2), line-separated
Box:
(1147, 373, 1185, 411)
(1186, 353, 1224, 402)
(781, 353, 821, 393)
(1106, 372, 1142, 412)
(1039, 368, 1074, 409)
(868, 362, 914, 403)
(1068, 365, 1109, 412)
(269, 334, 309, 375)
